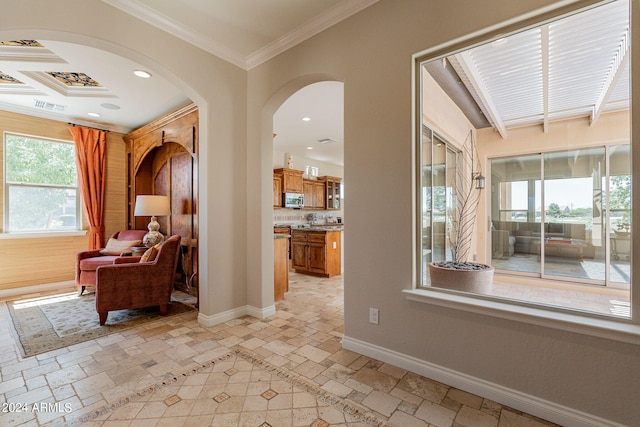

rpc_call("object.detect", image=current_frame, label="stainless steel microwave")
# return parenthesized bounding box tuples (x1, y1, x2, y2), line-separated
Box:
(283, 192, 304, 209)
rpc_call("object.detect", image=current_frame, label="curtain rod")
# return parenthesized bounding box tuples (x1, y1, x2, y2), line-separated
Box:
(68, 123, 110, 133)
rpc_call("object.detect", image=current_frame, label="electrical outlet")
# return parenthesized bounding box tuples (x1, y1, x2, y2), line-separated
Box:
(369, 308, 379, 325)
(332, 241, 337, 249)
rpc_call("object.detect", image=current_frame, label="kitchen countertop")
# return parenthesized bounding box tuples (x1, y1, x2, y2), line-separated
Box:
(296, 226, 344, 232)
(273, 233, 291, 239)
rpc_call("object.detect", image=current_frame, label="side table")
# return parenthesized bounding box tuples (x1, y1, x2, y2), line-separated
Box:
(131, 246, 147, 257)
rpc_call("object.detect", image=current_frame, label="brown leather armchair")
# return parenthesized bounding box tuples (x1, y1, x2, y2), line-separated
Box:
(76, 230, 147, 296)
(95, 235, 181, 325)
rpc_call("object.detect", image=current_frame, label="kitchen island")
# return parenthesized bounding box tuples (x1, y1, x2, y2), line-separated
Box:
(291, 228, 342, 277)
(274, 233, 290, 300)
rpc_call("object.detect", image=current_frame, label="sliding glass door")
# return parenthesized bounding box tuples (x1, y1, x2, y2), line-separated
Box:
(490, 154, 541, 275)
(420, 127, 458, 283)
(490, 146, 630, 286)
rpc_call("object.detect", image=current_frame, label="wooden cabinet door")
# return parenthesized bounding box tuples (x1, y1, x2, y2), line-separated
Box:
(302, 179, 314, 209)
(287, 171, 303, 193)
(273, 175, 282, 207)
(308, 242, 326, 273)
(292, 241, 308, 270)
(313, 181, 325, 209)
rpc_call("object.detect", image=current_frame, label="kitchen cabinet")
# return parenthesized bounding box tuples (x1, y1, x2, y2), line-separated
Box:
(274, 226, 291, 259)
(274, 168, 303, 193)
(291, 230, 341, 277)
(319, 176, 342, 210)
(273, 174, 282, 208)
(274, 235, 289, 300)
(302, 179, 326, 210)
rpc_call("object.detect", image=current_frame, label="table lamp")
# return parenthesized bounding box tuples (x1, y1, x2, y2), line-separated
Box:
(134, 195, 171, 247)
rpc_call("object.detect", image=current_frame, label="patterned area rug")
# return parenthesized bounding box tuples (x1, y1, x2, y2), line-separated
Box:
(74, 348, 394, 427)
(7, 291, 195, 358)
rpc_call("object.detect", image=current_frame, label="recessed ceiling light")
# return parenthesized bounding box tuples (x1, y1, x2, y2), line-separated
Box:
(133, 70, 152, 78)
(306, 146, 313, 150)
(100, 102, 120, 110)
(87, 112, 100, 118)
(302, 117, 311, 122)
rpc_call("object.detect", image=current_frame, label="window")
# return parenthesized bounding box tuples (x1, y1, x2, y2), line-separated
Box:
(413, 0, 635, 326)
(4, 133, 80, 232)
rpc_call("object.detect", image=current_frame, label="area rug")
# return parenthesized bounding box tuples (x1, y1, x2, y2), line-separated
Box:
(7, 291, 195, 358)
(73, 348, 394, 427)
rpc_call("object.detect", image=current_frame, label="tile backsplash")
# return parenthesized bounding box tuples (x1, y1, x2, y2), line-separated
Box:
(273, 209, 343, 225)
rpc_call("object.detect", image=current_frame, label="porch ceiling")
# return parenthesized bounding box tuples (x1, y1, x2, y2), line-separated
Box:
(429, 0, 629, 138)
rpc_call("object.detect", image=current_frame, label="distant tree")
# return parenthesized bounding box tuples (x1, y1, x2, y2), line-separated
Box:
(610, 175, 631, 211)
(547, 202, 561, 218)
(5, 135, 76, 231)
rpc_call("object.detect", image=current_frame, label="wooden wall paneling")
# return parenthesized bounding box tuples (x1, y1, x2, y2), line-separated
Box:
(125, 103, 198, 295)
(154, 158, 170, 235)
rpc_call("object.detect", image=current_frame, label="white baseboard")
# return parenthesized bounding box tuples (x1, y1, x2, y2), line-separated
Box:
(0, 281, 75, 299)
(246, 304, 276, 319)
(341, 335, 623, 427)
(198, 304, 276, 327)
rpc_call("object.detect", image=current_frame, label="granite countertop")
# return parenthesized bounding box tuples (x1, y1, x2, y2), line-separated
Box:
(273, 233, 291, 239)
(302, 226, 344, 232)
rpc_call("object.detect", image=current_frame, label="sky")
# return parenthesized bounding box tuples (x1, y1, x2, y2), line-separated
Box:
(510, 177, 595, 210)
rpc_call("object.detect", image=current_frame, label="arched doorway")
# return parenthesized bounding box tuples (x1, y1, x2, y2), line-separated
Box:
(269, 79, 345, 304)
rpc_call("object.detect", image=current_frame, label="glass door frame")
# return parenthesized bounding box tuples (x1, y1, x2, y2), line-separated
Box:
(489, 144, 629, 288)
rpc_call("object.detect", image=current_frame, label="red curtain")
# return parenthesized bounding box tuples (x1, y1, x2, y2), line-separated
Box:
(69, 126, 107, 249)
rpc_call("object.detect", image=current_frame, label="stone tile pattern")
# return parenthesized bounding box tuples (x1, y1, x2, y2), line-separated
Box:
(0, 275, 560, 427)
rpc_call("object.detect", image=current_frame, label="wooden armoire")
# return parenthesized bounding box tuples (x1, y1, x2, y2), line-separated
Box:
(124, 103, 198, 296)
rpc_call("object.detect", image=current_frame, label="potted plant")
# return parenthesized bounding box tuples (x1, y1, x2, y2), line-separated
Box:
(428, 131, 494, 293)
(615, 218, 630, 236)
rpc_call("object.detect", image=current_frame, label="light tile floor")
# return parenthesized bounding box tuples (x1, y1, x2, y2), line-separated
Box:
(0, 274, 561, 427)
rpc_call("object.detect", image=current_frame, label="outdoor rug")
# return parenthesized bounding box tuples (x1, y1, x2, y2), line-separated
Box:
(7, 291, 195, 358)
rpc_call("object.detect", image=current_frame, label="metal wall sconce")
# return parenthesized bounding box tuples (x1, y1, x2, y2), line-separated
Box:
(474, 173, 486, 190)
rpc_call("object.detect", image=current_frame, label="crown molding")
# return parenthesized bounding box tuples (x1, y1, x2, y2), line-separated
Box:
(100, 0, 248, 69)
(101, 0, 379, 71)
(246, 0, 380, 69)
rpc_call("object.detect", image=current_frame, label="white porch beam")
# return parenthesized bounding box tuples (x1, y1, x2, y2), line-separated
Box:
(591, 31, 629, 126)
(455, 51, 508, 139)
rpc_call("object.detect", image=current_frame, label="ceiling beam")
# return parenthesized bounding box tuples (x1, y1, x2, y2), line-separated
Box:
(455, 51, 507, 138)
(541, 26, 550, 133)
(591, 31, 629, 126)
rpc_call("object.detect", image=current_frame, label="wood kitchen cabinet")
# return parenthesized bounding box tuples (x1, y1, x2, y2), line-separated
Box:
(302, 179, 326, 210)
(319, 176, 342, 210)
(274, 236, 289, 301)
(273, 174, 282, 207)
(274, 168, 303, 193)
(291, 229, 341, 277)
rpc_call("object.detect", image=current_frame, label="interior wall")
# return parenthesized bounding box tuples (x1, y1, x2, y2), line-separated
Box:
(0, 110, 127, 290)
(248, 0, 640, 424)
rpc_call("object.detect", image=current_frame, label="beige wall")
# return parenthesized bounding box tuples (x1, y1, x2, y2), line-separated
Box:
(0, 110, 127, 289)
(248, 0, 639, 425)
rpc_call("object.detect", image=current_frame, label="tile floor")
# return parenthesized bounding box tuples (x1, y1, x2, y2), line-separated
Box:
(0, 273, 561, 427)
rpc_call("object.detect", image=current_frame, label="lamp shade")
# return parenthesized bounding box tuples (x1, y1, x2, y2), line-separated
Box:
(134, 195, 170, 216)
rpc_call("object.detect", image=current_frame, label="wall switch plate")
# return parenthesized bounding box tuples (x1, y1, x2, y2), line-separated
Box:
(333, 241, 337, 249)
(369, 308, 379, 325)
